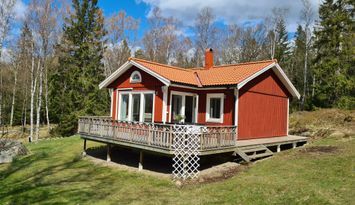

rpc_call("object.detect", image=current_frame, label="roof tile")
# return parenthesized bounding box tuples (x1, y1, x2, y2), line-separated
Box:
(130, 58, 275, 87)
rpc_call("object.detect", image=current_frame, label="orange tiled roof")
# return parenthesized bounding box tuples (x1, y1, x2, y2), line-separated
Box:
(130, 58, 276, 87)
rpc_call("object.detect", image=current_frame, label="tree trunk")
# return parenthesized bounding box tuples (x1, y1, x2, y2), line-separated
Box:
(21, 86, 28, 133)
(35, 62, 43, 141)
(29, 50, 38, 142)
(0, 72, 2, 127)
(45, 63, 50, 132)
(10, 69, 17, 126)
(301, 38, 308, 110)
(312, 74, 315, 98)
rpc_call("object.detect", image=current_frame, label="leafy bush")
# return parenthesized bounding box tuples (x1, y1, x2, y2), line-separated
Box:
(336, 96, 355, 110)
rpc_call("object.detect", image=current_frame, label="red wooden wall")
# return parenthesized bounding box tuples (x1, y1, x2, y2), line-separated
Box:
(238, 69, 291, 140)
(107, 65, 292, 140)
(108, 66, 164, 121)
(167, 87, 234, 125)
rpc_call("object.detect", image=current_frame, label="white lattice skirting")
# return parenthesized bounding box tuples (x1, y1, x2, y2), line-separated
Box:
(172, 125, 201, 180)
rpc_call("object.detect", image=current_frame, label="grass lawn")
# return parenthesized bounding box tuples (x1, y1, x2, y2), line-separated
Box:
(1, 133, 354, 205)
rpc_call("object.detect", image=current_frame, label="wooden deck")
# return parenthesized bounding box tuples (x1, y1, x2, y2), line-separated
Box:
(78, 117, 308, 156)
(236, 135, 308, 147)
(78, 116, 237, 156)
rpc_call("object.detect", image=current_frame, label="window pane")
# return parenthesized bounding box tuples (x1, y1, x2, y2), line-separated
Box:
(120, 94, 129, 121)
(210, 98, 221, 119)
(172, 95, 183, 122)
(132, 94, 141, 121)
(143, 94, 153, 122)
(132, 74, 140, 80)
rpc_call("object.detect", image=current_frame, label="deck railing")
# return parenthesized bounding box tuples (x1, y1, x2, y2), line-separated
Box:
(78, 116, 237, 152)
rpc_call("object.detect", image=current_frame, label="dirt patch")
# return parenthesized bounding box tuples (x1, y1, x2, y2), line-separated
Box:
(179, 162, 249, 186)
(299, 146, 339, 154)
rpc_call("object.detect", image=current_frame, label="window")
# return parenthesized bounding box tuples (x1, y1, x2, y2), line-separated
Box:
(131, 94, 141, 121)
(118, 91, 154, 122)
(206, 93, 224, 123)
(143, 94, 153, 122)
(170, 91, 198, 123)
(130, 71, 142, 83)
(172, 95, 183, 123)
(120, 94, 129, 121)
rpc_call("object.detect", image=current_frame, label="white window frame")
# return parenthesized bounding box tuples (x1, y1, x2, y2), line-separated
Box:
(206, 93, 224, 123)
(117, 90, 155, 123)
(130, 71, 142, 83)
(169, 91, 198, 123)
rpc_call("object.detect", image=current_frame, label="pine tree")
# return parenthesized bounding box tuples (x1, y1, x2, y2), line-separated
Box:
(274, 19, 290, 64)
(313, 0, 354, 108)
(291, 25, 306, 95)
(50, 0, 108, 136)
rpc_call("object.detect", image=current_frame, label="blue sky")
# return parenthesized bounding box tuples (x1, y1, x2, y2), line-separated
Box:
(98, 0, 149, 38)
(99, 0, 319, 40)
(13, 0, 320, 41)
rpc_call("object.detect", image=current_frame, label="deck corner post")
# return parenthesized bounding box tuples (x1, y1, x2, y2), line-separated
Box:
(292, 142, 297, 149)
(107, 144, 111, 162)
(138, 151, 144, 171)
(82, 139, 87, 156)
(277, 145, 281, 152)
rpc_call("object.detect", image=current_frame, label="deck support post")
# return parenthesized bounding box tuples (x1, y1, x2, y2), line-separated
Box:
(82, 139, 87, 156)
(277, 145, 281, 153)
(107, 144, 111, 162)
(138, 151, 143, 171)
(292, 142, 297, 149)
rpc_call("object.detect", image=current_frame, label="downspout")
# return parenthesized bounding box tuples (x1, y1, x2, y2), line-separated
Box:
(234, 88, 239, 144)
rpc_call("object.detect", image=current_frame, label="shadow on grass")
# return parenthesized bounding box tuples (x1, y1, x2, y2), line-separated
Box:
(86, 145, 236, 174)
(0, 146, 120, 204)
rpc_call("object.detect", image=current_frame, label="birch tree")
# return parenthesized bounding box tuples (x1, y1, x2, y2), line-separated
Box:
(300, 0, 314, 109)
(194, 7, 218, 66)
(9, 54, 18, 127)
(29, 0, 58, 139)
(142, 7, 179, 64)
(0, 0, 16, 126)
(104, 10, 139, 76)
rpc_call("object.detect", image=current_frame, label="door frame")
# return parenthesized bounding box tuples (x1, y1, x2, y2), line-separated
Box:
(169, 90, 199, 123)
(117, 90, 155, 122)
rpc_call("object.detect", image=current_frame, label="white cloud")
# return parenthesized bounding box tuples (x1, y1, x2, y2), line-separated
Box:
(0, 48, 12, 63)
(13, 0, 27, 21)
(139, 0, 320, 32)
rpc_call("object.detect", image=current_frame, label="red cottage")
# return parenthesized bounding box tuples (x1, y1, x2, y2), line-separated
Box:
(78, 48, 308, 179)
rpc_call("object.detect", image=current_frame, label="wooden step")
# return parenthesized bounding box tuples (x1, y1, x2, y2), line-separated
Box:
(248, 152, 273, 160)
(239, 146, 268, 153)
(234, 145, 274, 162)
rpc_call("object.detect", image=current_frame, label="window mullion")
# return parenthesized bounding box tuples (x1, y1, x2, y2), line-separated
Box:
(139, 93, 144, 122)
(128, 93, 132, 121)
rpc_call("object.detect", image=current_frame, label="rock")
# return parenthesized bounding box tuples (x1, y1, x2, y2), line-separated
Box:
(0, 139, 28, 163)
(300, 131, 311, 137)
(329, 131, 346, 138)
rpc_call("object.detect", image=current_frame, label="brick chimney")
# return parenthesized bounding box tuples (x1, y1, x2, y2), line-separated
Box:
(204, 48, 213, 69)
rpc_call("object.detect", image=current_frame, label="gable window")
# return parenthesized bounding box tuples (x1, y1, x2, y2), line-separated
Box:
(130, 71, 142, 83)
(118, 91, 154, 122)
(206, 93, 224, 123)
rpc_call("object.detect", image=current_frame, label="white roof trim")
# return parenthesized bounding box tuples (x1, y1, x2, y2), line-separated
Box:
(237, 62, 300, 99)
(99, 60, 171, 89)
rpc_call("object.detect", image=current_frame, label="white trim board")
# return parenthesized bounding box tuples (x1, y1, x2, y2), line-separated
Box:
(205, 93, 224, 123)
(169, 90, 198, 123)
(117, 90, 156, 123)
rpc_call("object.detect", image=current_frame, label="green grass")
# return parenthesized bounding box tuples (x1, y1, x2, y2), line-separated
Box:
(0, 134, 354, 204)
